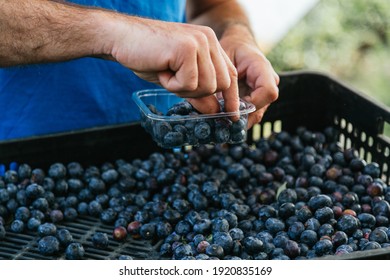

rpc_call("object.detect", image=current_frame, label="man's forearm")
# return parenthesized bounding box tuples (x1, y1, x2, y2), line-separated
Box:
(186, 0, 254, 40)
(0, 0, 111, 67)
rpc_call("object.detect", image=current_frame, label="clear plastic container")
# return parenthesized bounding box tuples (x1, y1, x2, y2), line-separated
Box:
(132, 89, 256, 149)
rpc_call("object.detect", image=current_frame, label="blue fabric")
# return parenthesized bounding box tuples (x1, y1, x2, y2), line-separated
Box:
(0, 0, 186, 140)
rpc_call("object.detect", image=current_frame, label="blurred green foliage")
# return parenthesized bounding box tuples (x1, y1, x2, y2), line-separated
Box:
(268, 0, 390, 108)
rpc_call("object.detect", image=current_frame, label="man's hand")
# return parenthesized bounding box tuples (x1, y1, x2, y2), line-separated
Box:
(186, 0, 279, 128)
(219, 24, 280, 128)
(105, 16, 240, 116)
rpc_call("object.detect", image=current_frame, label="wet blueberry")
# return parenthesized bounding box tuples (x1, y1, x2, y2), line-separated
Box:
(137, 223, 155, 240)
(56, 228, 74, 247)
(17, 163, 32, 180)
(205, 244, 224, 259)
(278, 202, 296, 220)
(27, 217, 41, 231)
(357, 213, 376, 229)
(100, 208, 117, 224)
(48, 163, 67, 179)
(305, 218, 321, 231)
(277, 189, 297, 205)
(313, 239, 333, 256)
(372, 200, 390, 217)
(241, 236, 263, 255)
(212, 217, 229, 233)
(337, 215, 359, 235)
(194, 122, 211, 141)
(113, 226, 128, 241)
(214, 120, 231, 143)
(38, 223, 57, 237)
(229, 227, 244, 241)
(163, 132, 185, 147)
(154, 121, 172, 142)
(284, 240, 300, 259)
(175, 220, 191, 236)
(88, 177, 106, 195)
(88, 200, 103, 217)
(318, 223, 335, 237)
(77, 202, 89, 215)
(308, 194, 333, 211)
(296, 206, 313, 223)
(65, 242, 85, 260)
(64, 207, 78, 221)
(331, 231, 348, 247)
(67, 162, 84, 178)
(213, 232, 233, 254)
(38, 236, 60, 256)
(15, 206, 30, 223)
(174, 243, 193, 260)
(258, 205, 278, 221)
(363, 162, 381, 178)
(31, 168, 45, 185)
(362, 241, 381, 251)
(118, 255, 133, 260)
(92, 232, 109, 248)
(300, 230, 318, 247)
(273, 233, 289, 249)
(49, 209, 64, 223)
(4, 170, 18, 184)
(314, 207, 334, 224)
(265, 218, 285, 235)
(10, 219, 25, 233)
(369, 228, 389, 244)
(101, 169, 119, 184)
(25, 183, 45, 200)
(288, 221, 305, 241)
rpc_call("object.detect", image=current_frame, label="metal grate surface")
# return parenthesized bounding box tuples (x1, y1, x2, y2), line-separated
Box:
(0, 216, 160, 260)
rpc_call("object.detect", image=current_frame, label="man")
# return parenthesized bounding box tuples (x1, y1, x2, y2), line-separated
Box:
(0, 0, 279, 140)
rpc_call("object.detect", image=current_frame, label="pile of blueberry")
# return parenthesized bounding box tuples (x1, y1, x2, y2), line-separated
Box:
(0, 125, 389, 260)
(140, 100, 249, 148)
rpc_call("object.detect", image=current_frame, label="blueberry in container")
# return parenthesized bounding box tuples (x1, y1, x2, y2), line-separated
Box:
(132, 89, 256, 149)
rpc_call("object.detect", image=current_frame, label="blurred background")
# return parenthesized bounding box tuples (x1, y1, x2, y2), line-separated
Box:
(239, 0, 390, 109)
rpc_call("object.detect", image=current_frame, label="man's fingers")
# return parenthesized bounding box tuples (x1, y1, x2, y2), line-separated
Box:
(221, 70, 240, 122)
(247, 105, 269, 128)
(243, 75, 279, 111)
(186, 95, 220, 114)
(158, 26, 235, 98)
(157, 44, 199, 93)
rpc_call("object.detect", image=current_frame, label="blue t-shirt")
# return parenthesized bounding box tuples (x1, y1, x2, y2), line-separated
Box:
(0, 0, 186, 140)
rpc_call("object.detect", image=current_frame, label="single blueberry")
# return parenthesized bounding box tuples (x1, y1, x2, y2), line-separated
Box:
(313, 239, 333, 256)
(65, 242, 85, 260)
(194, 122, 211, 141)
(27, 217, 41, 231)
(38, 223, 57, 237)
(163, 131, 184, 148)
(38, 236, 60, 256)
(205, 244, 224, 259)
(48, 163, 67, 179)
(92, 232, 109, 249)
(213, 232, 233, 254)
(173, 243, 193, 260)
(265, 218, 285, 235)
(10, 219, 25, 233)
(57, 228, 74, 247)
(67, 162, 84, 178)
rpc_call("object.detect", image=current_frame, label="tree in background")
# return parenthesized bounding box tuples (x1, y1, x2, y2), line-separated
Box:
(268, 0, 390, 106)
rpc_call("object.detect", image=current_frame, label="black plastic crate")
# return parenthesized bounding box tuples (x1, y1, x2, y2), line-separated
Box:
(0, 71, 389, 260)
